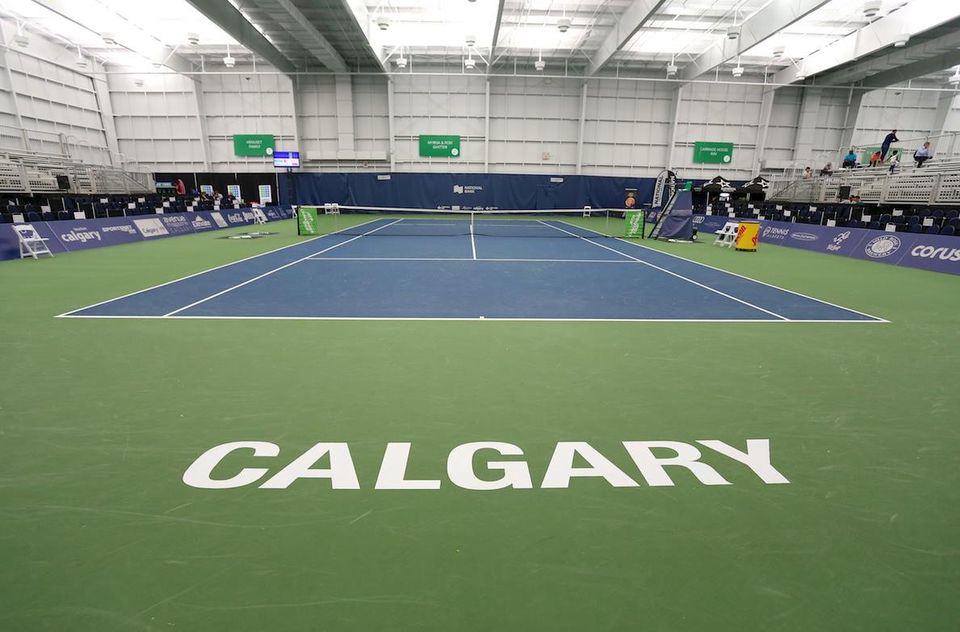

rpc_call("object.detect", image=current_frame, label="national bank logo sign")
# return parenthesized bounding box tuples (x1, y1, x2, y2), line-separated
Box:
(453, 184, 483, 195)
(864, 235, 901, 259)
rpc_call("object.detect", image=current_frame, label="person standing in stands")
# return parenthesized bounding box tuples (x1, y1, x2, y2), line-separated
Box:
(175, 178, 186, 195)
(842, 149, 857, 168)
(803, 167, 813, 179)
(880, 130, 898, 161)
(913, 141, 932, 167)
(869, 150, 881, 167)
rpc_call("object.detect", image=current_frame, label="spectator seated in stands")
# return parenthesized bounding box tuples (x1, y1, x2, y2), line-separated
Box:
(869, 151, 882, 167)
(820, 162, 833, 176)
(842, 149, 857, 168)
(214, 191, 223, 202)
(914, 142, 932, 168)
(803, 166, 813, 179)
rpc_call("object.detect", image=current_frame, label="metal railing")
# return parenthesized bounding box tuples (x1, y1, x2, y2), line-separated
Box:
(0, 150, 155, 195)
(768, 158, 960, 206)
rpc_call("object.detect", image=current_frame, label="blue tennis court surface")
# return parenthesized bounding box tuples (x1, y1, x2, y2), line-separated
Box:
(60, 218, 886, 322)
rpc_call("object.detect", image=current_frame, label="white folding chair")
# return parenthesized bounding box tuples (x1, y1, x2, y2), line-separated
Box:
(13, 223, 54, 259)
(713, 221, 739, 248)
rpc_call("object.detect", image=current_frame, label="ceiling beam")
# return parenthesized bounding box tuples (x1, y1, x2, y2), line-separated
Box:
(336, 0, 388, 73)
(490, 0, 507, 58)
(32, 0, 195, 74)
(184, 0, 296, 74)
(772, 0, 960, 85)
(680, 0, 831, 82)
(860, 50, 960, 89)
(587, 0, 668, 76)
(272, 0, 348, 72)
(817, 28, 960, 86)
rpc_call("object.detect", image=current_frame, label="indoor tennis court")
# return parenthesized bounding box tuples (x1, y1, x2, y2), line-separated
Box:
(2, 0, 960, 630)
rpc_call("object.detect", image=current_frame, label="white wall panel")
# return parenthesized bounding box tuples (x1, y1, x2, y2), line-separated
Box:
(0, 17, 111, 165)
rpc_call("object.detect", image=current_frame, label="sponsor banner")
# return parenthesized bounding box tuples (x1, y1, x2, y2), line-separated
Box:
(900, 242, 960, 274)
(133, 217, 170, 238)
(692, 215, 729, 234)
(223, 211, 250, 226)
(209, 212, 229, 228)
(1, 208, 289, 261)
(696, 215, 960, 276)
(57, 217, 143, 252)
(189, 212, 217, 232)
(624, 211, 645, 238)
(160, 214, 194, 236)
(0, 222, 67, 259)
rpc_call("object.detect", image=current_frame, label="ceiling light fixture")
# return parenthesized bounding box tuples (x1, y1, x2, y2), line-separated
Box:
(666, 54, 677, 77)
(558, 17, 571, 33)
(465, 34, 476, 47)
(727, 26, 740, 41)
(894, 32, 909, 47)
(535, 50, 545, 72)
(187, 32, 200, 46)
(862, 0, 882, 19)
(13, 22, 28, 47)
(377, 15, 390, 30)
(732, 56, 744, 77)
(772, 45, 785, 59)
(223, 43, 236, 68)
(101, 32, 118, 46)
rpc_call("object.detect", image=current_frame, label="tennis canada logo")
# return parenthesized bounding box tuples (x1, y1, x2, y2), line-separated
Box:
(827, 231, 851, 252)
(864, 235, 902, 258)
(762, 226, 789, 240)
(182, 439, 790, 490)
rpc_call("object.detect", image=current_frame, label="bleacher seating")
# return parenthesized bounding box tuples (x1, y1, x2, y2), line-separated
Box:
(694, 197, 960, 237)
(2, 192, 255, 224)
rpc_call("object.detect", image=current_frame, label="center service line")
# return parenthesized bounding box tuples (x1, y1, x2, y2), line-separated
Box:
(162, 219, 404, 317)
(470, 221, 477, 260)
(536, 220, 790, 321)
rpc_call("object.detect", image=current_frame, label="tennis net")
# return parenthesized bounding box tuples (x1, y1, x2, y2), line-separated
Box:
(296, 205, 627, 238)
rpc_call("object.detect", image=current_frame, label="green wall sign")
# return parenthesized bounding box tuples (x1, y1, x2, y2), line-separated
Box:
(693, 142, 734, 164)
(234, 134, 276, 157)
(419, 135, 461, 158)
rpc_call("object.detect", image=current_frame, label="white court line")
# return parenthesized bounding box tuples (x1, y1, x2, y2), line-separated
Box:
(303, 257, 635, 263)
(557, 220, 889, 323)
(470, 220, 477, 260)
(58, 314, 889, 323)
(538, 221, 789, 321)
(56, 218, 382, 318)
(161, 219, 403, 317)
